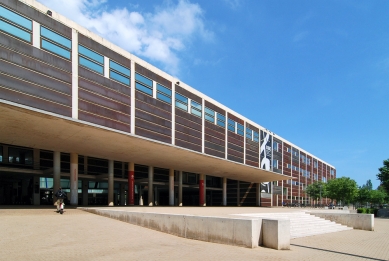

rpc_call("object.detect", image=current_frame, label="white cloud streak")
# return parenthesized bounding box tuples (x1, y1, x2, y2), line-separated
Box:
(38, 0, 212, 75)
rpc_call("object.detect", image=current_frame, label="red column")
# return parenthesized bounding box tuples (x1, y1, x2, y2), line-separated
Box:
(199, 174, 204, 206)
(128, 162, 134, 205)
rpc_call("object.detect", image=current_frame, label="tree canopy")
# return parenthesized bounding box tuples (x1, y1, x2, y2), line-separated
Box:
(305, 181, 326, 203)
(326, 177, 358, 205)
(377, 159, 389, 194)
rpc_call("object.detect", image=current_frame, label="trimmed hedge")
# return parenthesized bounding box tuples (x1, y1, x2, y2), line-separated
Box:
(357, 208, 378, 216)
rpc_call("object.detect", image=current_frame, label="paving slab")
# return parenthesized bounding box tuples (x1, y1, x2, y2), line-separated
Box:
(0, 206, 388, 261)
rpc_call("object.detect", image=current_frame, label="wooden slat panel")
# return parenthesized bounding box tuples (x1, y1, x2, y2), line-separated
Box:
(205, 128, 225, 141)
(136, 127, 171, 144)
(246, 154, 259, 163)
(0, 34, 72, 72)
(78, 78, 130, 104)
(79, 89, 130, 113)
(0, 86, 71, 116)
(135, 109, 171, 128)
(0, 73, 71, 106)
(227, 154, 243, 163)
(79, 67, 131, 95)
(175, 108, 202, 124)
(175, 139, 202, 152)
(79, 111, 131, 133)
(204, 141, 224, 153)
(175, 114, 202, 131)
(135, 99, 171, 120)
(204, 133, 224, 146)
(79, 100, 131, 124)
(79, 34, 131, 67)
(204, 100, 225, 115)
(175, 131, 201, 145)
(135, 91, 171, 112)
(246, 149, 259, 158)
(135, 118, 171, 136)
(245, 160, 259, 168)
(228, 148, 244, 158)
(175, 123, 202, 139)
(227, 112, 244, 125)
(204, 148, 225, 159)
(228, 131, 244, 143)
(204, 120, 225, 134)
(0, 46, 72, 84)
(2, 0, 72, 37)
(175, 85, 202, 104)
(135, 63, 171, 88)
(0, 60, 71, 95)
(228, 143, 244, 154)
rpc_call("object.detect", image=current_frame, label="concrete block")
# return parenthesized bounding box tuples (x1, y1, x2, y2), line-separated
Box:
(309, 213, 374, 231)
(262, 219, 290, 250)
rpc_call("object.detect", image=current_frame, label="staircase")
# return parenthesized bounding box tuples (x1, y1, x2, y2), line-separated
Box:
(235, 212, 353, 239)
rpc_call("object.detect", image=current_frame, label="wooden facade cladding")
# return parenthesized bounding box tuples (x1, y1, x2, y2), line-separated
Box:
(175, 108, 202, 152)
(175, 85, 201, 104)
(79, 34, 131, 67)
(0, 34, 71, 116)
(283, 143, 291, 176)
(203, 99, 226, 159)
(227, 131, 244, 163)
(135, 91, 172, 144)
(245, 122, 259, 167)
(77, 66, 131, 133)
(135, 64, 171, 88)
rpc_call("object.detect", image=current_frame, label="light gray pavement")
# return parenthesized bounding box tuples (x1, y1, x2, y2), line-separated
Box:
(1, 206, 388, 261)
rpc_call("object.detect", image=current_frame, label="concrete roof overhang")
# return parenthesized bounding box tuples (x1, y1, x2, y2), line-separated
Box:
(0, 101, 291, 183)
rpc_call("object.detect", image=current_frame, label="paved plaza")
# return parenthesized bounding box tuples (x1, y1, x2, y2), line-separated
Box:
(1, 206, 388, 261)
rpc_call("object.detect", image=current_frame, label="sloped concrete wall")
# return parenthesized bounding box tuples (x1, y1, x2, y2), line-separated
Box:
(81, 208, 262, 248)
(309, 212, 374, 231)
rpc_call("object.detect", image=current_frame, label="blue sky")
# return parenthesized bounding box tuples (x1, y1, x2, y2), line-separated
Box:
(40, 0, 389, 188)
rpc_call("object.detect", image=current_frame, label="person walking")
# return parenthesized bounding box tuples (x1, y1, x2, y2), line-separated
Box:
(54, 187, 67, 213)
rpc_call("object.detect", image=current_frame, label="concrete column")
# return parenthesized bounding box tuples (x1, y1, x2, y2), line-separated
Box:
(256, 183, 261, 206)
(222, 177, 227, 206)
(169, 169, 174, 206)
(53, 151, 60, 194)
(120, 183, 125, 205)
(82, 179, 88, 206)
(148, 166, 154, 206)
(108, 160, 114, 206)
(33, 176, 40, 205)
(128, 162, 134, 205)
(70, 153, 78, 205)
(199, 174, 205, 206)
(237, 181, 240, 206)
(178, 171, 183, 206)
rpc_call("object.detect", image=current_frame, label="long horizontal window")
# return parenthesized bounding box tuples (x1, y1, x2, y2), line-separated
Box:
(157, 83, 172, 104)
(135, 73, 153, 96)
(0, 6, 32, 42)
(109, 60, 130, 85)
(246, 128, 252, 139)
(237, 123, 244, 136)
(253, 131, 259, 143)
(205, 107, 215, 123)
(191, 100, 202, 117)
(228, 118, 236, 132)
(175, 93, 188, 111)
(79, 45, 104, 74)
(216, 113, 225, 128)
(41, 27, 71, 59)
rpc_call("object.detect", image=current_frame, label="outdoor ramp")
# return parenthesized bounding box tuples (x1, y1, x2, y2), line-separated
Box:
(79, 207, 290, 250)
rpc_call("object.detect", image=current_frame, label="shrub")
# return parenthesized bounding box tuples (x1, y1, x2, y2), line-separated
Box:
(357, 208, 367, 213)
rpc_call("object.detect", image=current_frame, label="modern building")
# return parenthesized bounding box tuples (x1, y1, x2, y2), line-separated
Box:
(0, 0, 336, 207)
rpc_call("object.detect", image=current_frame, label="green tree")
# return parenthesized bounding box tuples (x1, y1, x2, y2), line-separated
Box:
(377, 159, 389, 194)
(370, 189, 387, 206)
(326, 177, 358, 206)
(305, 181, 326, 204)
(356, 179, 373, 207)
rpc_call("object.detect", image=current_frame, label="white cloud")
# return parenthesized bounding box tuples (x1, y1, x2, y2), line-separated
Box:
(222, 0, 242, 10)
(38, 0, 212, 75)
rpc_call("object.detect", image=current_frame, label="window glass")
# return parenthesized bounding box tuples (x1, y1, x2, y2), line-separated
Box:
(135, 73, 152, 87)
(246, 128, 252, 139)
(41, 27, 71, 48)
(204, 107, 214, 122)
(8, 147, 33, 165)
(79, 56, 103, 74)
(205, 107, 214, 116)
(216, 113, 225, 128)
(175, 93, 188, 105)
(205, 114, 214, 122)
(0, 145, 2, 162)
(175, 100, 187, 111)
(191, 101, 202, 117)
(136, 82, 152, 96)
(110, 70, 130, 85)
(109, 60, 130, 76)
(157, 84, 172, 96)
(41, 39, 71, 59)
(273, 159, 278, 168)
(191, 108, 202, 117)
(191, 101, 201, 111)
(79, 45, 104, 64)
(237, 123, 244, 136)
(157, 93, 171, 104)
(0, 20, 31, 42)
(273, 141, 278, 151)
(0, 6, 32, 30)
(228, 119, 236, 132)
(253, 131, 259, 142)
